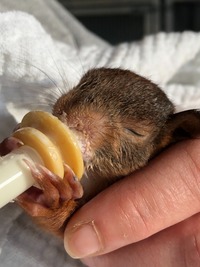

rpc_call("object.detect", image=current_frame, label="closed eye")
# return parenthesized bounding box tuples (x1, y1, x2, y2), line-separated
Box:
(125, 128, 144, 137)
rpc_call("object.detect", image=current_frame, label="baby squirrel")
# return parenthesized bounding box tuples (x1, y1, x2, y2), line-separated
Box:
(1, 68, 200, 237)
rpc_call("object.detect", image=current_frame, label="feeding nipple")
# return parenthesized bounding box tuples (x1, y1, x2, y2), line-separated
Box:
(0, 111, 84, 208)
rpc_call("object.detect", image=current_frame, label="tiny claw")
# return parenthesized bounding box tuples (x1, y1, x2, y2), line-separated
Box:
(63, 164, 83, 199)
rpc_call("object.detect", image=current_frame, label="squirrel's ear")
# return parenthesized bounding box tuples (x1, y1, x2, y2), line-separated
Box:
(154, 110, 200, 154)
(167, 110, 200, 141)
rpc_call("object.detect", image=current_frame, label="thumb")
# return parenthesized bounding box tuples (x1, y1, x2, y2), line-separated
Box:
(64, 139, 200, 259)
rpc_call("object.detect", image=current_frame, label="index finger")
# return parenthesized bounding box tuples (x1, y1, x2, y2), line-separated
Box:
(64, 139, 200, 258)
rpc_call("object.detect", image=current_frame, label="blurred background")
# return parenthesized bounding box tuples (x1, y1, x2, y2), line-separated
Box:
(57, 0, 200, 44)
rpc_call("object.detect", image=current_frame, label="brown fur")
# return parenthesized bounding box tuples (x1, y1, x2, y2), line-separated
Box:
(53, 68, 174, 180)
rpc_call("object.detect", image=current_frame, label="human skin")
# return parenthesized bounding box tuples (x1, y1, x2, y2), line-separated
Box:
(63, 139, 200, 266)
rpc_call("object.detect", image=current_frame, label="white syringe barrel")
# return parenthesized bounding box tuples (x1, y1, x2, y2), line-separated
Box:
(0, 146, 43, 208)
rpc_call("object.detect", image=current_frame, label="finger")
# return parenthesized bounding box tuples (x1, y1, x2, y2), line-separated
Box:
(64, 139, 200, 258)
(82, 213, 200, 267)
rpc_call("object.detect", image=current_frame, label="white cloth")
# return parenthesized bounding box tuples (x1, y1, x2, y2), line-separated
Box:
(1, 13, 200, 138)
(1, 3, 200, 267)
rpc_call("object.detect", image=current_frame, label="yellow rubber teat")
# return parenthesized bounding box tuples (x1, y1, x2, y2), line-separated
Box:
(12, 111, 84, 179)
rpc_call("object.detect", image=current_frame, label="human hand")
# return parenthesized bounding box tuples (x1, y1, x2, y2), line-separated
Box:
(64, 139, 200, 266)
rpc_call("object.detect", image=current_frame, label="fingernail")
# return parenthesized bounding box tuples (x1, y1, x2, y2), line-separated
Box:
(64, 220, 103, 258)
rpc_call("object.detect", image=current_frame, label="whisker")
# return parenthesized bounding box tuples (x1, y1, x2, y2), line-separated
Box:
(46, 47, 70, 92)
(62, 57, 83, 81)
(11, 102, 51, 108)
(1, 42, 87, 113)
(70, 37, 86, 76)
(15, 58, 63, 95)
(14, 55, 75, 97)
(1, 76, 58, 113)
